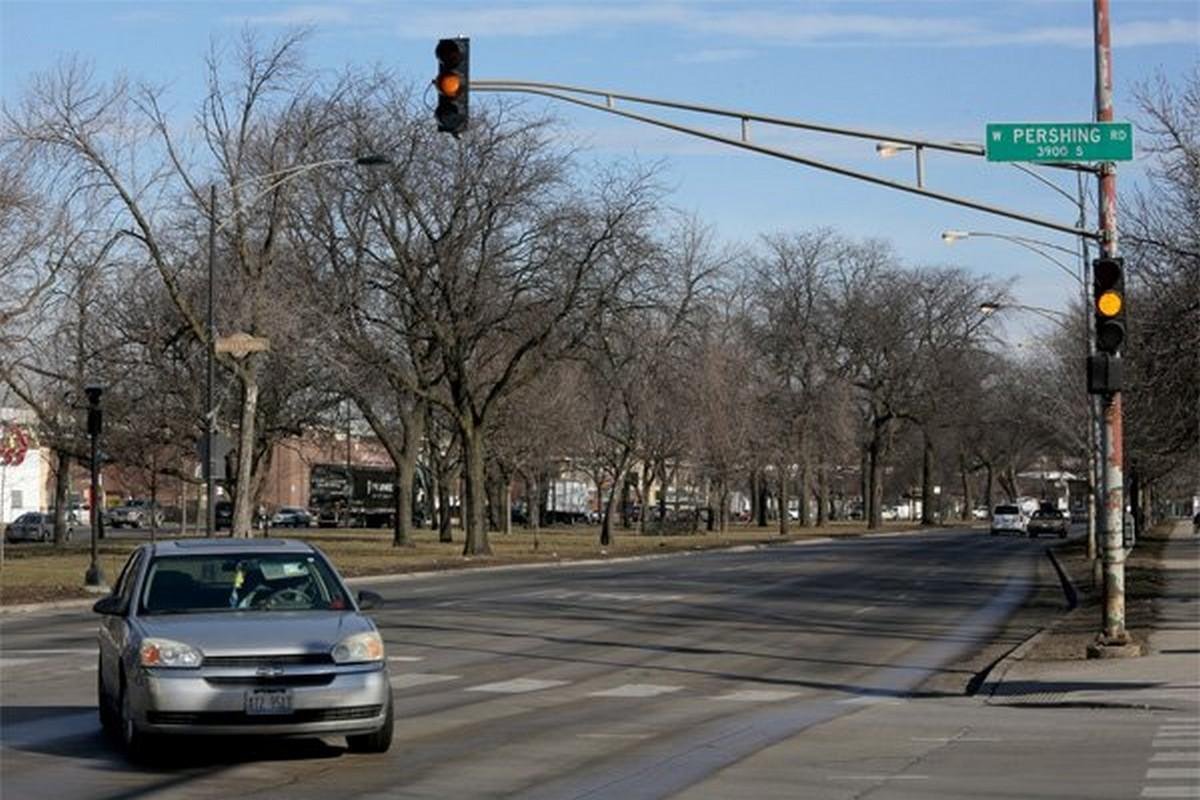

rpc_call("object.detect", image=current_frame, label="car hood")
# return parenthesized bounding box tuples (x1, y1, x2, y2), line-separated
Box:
(137, 611, 374, 656)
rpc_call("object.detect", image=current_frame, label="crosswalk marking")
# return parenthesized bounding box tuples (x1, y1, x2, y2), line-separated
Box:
(588, 684, 683, 698)
(1140, 788, 1200, 798)
(389, 673, 460, 689)
(1146, 768, 1200, 780)
(387, 655, 425, 663)
(1155, 739, 1200, 748)
(1153, 753, 1200, 762)
(467, 678, 568, 694)
(713, 689, 801, 702)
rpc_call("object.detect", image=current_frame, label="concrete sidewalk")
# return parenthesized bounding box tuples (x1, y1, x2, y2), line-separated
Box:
(983, 518, 1200, 711)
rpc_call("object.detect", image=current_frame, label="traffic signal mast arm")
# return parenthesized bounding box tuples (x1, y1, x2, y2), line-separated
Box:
(469, 79, 1100, 242)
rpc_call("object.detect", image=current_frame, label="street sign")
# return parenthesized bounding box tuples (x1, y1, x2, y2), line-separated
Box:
(215, 332, 270, 357)
(986, 122, 1133, 163)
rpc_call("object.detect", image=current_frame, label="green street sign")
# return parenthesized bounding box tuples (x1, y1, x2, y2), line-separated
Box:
(986, 122, 1133, 163)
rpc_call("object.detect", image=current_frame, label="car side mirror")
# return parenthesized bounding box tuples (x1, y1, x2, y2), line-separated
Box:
(92, 594, 125, 616)
(356, 590, 383, 610)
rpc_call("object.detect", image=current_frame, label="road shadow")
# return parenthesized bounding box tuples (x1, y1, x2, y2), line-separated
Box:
(1, 703, 346, 768)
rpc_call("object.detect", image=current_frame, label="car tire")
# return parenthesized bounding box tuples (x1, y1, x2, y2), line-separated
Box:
(346, 696, 393, 754)
(1029, 532, 1037, 539)
(98, 659, 117, 732)
(118, 673, 155, 761)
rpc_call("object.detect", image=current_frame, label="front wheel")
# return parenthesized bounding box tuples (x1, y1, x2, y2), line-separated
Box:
(118, 675, 156, 761)
(98, 659, 117, 732)
(346, 696, 393, 754)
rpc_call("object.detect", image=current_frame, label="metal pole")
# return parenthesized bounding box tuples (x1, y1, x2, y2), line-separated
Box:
(1091, 0, 1134, 654)
(84, 389, 105, 588)
(206, 185, 217, 537)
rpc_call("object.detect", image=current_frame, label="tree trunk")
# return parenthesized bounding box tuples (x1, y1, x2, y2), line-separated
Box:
(392, 461, 411, 547)
(921, 430, 935, 525)
(53, 450, 71, 547)
(438, 480, 453, 543)
(984, 462, 994, 512)
(757, 472, 769, 526)
(959, 450, 973, 522)
(232, 366, 260, 538)
(600, 479, 618, 547)
(868, 434, 884, 529)
(798, 454, 811, 527)
(750, 469, 760, 526)
(816, 464, 827, 527)
(860, 444, 871, 524)
(461, 418, 490, 555)
(777, 469, 790, 536)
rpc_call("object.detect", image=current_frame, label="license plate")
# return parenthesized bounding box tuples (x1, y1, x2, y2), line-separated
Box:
(245, 689, 293, 715)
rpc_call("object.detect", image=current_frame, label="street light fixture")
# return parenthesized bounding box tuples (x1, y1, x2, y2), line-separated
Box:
(978, 300, 1072, 331)
(204, 153, 390, 537)
(875, 141, 924, 188)
(941, 229, 1082, 285)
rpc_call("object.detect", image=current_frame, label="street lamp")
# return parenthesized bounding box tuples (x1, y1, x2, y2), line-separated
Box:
(204, 154, 390, 537)
(875, 141, 925, 188)
(83, 384, 106, 590)
(941, 229, 1082, 286)
(978, 300, 1072, 331)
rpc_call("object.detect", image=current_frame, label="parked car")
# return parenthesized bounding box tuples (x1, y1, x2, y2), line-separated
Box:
(93, 538, 392, 759)
(990, 504, 1026, 536)
(107, 500, 164, 529)
(270, 506, 314, 528)
(1027, 509, 1069, 538)
(5, 511, 75, 543)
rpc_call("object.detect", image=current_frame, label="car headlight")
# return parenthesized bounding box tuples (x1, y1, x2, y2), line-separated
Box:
(331, 631, 384, 664)
(140, 638, 203, 668)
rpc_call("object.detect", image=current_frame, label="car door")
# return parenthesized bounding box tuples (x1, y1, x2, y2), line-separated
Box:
(98, 548, 146, 691)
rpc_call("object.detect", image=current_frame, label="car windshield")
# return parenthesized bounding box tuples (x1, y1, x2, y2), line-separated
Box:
(994, 505, 1020, 515)
(140, 553, 350, 614)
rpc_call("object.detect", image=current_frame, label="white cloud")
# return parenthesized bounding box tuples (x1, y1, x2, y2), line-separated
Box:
(225, 4, 356, 26)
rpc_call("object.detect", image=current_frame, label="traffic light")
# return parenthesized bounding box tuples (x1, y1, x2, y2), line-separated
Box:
(1093, 256, 1126, 354)
(434, 37, 469, 136)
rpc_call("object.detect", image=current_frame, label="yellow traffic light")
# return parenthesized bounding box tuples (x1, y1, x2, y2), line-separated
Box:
(1096, 290, 1122, 318)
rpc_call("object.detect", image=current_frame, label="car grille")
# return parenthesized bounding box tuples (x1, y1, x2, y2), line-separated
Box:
(205, 673, 336, 687)
(147, 705, 382, 725)
(202, 654, 333, 668)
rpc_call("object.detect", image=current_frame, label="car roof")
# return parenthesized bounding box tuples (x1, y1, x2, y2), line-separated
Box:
(147, 538, 317, 557)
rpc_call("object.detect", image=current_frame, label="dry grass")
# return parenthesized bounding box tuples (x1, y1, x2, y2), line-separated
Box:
(0, 520, 928, 606)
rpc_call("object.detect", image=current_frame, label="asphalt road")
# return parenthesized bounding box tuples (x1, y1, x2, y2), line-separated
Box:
(0, 527, 1182, 799)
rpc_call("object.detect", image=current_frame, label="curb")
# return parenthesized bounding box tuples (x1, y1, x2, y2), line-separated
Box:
(977, 545, 1082, 702)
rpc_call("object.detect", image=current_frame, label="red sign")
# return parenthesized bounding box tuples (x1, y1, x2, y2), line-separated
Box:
(0, 423, 30, 467)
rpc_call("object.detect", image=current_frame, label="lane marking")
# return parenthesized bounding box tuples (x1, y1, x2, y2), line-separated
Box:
(911, 736, 1001, 743)
(828, 775, 929, 781)
(1140, 788, 1200, 798)
(467, 678, 568, 693)
(589, 684, 684, 698)
(1159, 727, 1200, 734)
(1152, 753, 1200, 762)
(713, 689, 801, 702)
(577, 733, 653, 740)
(2, 648, 94, 655)
(853, 606, 876, 616)
(387, 656, 425, 662)
(0, 658, 41, 669)
(389, 673, 460, 689)
(838, 695, 904, 706)
(1155, 740, 1200, 748)
(1146, 768, 1200, 780)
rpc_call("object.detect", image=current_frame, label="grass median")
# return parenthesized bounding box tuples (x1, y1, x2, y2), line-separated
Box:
(0, 520, 934, 606)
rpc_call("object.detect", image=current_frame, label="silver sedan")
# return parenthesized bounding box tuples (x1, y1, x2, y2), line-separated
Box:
(94, 538, 392, 759)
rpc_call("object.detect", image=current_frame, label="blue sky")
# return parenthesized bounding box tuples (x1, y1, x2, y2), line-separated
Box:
(2, 1, 1197, 339)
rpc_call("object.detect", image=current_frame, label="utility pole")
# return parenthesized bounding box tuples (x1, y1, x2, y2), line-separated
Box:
(205, 184, 217, 537)
(1088, 0, 1137, 659)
